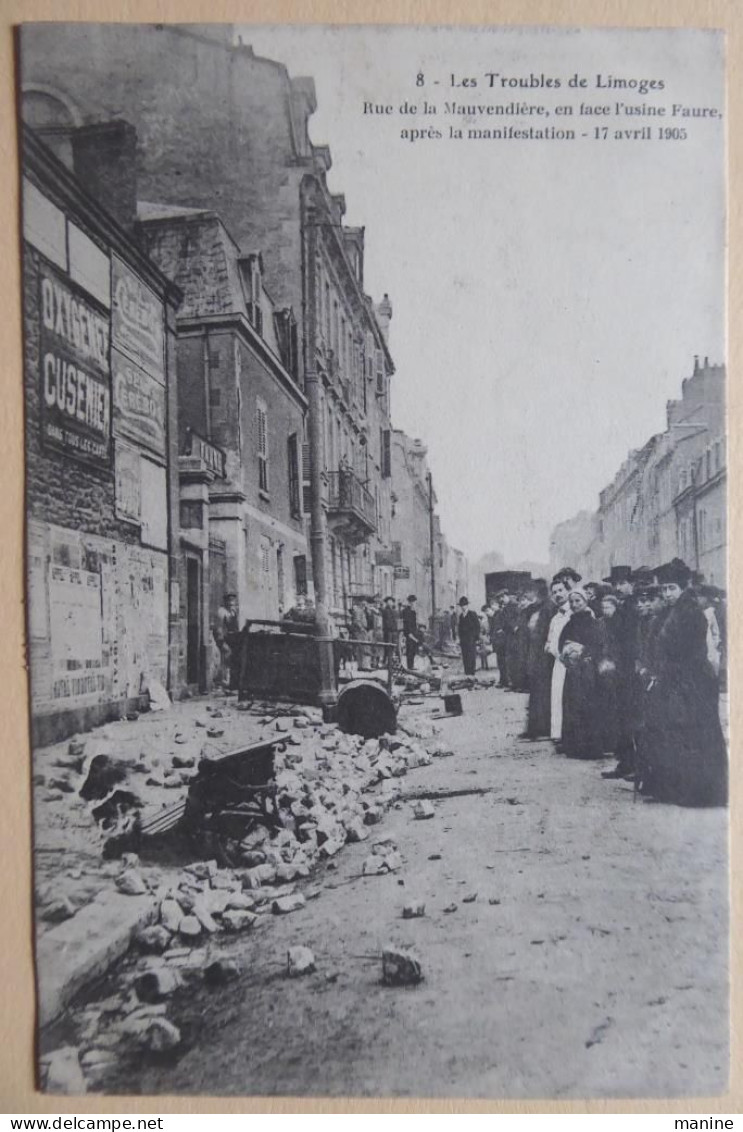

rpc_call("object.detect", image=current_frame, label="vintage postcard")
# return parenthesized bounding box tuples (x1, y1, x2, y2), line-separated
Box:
(17, 22, 728, 1098)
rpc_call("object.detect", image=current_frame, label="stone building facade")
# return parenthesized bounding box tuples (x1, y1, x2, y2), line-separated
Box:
(22, 127, 183, 742)
(138, 206, 309, 665)
(20, 22, 396, 620)
(549, 358, 727, 587)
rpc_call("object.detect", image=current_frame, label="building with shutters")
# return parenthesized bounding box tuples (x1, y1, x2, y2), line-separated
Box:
(21, 125, 184, 742)
(138, 205, 309, 660)
(19, 22, 397, 621)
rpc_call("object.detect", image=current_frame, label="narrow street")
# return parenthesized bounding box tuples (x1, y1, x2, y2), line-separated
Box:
(92, 685, 728, 1099)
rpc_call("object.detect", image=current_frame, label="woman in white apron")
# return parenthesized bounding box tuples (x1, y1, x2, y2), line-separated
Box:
(545, 578, 572, 741)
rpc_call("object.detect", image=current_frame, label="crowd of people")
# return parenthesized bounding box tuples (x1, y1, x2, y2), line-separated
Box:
(475, 560, 728, 808)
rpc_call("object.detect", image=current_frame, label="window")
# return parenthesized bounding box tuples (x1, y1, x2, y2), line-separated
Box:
(294, 554, 308, 597)
(376, 350, 385, 397)
(257, 401, 269, 494)
(288, 433, 301, 518)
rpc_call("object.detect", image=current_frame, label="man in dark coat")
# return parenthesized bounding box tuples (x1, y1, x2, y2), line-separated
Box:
(401, 594, 419, 671)
(457, 596, 481, 676)
(522, 580, 554, 738)
(382, 595, 399, 667)
(503, 592, 523, 691)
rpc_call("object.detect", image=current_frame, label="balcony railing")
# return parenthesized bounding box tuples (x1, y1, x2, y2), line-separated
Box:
(326, 469, 377, 535)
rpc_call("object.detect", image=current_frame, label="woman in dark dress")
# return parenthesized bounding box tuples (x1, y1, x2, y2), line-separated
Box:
(649, 559, 728, 806)
(595, 593, 621, 757)
(558, 588, 603, 759)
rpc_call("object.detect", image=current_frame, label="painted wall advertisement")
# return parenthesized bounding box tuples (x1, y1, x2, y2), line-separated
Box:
(111, 255, 165, 380)
(112, 347, 166, 457)
(39, 264, 111, 468)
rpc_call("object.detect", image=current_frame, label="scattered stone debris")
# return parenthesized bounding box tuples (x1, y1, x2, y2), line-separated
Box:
(272, 893, 306, 915)
(115, 869, 148, 896)
(42, 1046, 87, 1095)
(382, 947, 423, 986)
(443, 903, 458, 914)
(286, 945, 316, 977)
(402, 900, 426, 919)
(412, 800, 435, 820)
(204, 957, 242, 986)
(462, 892, 478, 904)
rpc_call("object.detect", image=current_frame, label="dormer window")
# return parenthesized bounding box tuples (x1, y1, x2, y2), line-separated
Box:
(240, 253, 264, 336)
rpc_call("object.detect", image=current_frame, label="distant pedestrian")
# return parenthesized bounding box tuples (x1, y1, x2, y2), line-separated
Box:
(402, 594, 419, 670)
(213, 593, 240, 690)
(382, 595, 399, 666)
(449, 604, 458, 641)
(457, 596, 481, 676)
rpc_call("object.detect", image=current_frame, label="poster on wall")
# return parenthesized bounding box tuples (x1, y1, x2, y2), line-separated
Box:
(111, 254, 165, 380)
(114, 439, 142, 524)
(112, 347, 166, 457)
(48, 563, 106, 703)
(39, 264, 112, 469)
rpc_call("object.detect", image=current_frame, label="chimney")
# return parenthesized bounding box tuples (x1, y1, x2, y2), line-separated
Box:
(376, 293, 393, 344)
(704, 355, 709, 368)
(693, 354, 700, 374)
(71, 120, 138, 232)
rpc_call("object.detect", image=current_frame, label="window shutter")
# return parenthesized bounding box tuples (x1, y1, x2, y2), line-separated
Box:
(382, 429, 391, 478)
(302, 440, 312, 516)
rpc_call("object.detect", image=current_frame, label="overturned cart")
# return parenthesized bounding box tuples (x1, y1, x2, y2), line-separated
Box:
(114, 738, 285, 868)
(236, 618, 397, 738)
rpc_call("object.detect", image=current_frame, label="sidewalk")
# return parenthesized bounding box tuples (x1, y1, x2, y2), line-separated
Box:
(34, 674, 495, 1055)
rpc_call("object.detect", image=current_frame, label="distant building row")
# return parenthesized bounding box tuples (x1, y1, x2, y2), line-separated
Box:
(549, 357, 726, 586)
(20, 23, 466, 740)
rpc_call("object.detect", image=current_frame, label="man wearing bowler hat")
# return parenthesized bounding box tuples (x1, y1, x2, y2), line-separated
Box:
(457, 596, 481, 676)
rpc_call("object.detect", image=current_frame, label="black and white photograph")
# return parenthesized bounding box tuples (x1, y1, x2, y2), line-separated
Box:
(17, 21, 729, 1099)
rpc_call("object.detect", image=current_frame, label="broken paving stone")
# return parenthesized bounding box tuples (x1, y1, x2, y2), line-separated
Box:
(272, 893, 306, 915)
(206, 727, 225, 738)
(488, 898, 502, 906)
(134, 966, 182, 1001)
(80, 1049, 118, 1075)
(178, 915, 203, 939)
(224, 892, 255, 911)
(43, 1046, 87, 1095)
(159, 898, 184, 933)
(115, 869, 148, 896)
(412, 800, 435, 820)
(428, 853, 442, 861)
(383, 851, 403, 873)
(140, 1018, 182, 1053)
(462, 893, 478, 904)
(402, 900, 426, 919)
(135, 925, 172, 954)
(382, 947, 423, 986)
(362, 855, 388, 877)
(443, 903, 458, 914)
(41, 897, 77, 924)
(171, 754, 195, 769)
(286, 945, 316, 977)
(221, 909, 258, 932)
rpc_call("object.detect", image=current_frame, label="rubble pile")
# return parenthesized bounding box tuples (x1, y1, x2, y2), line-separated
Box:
(39, 704, 456, 1091)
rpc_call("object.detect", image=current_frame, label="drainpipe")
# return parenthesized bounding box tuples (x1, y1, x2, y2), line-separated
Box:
(302, 190, 338, 716)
